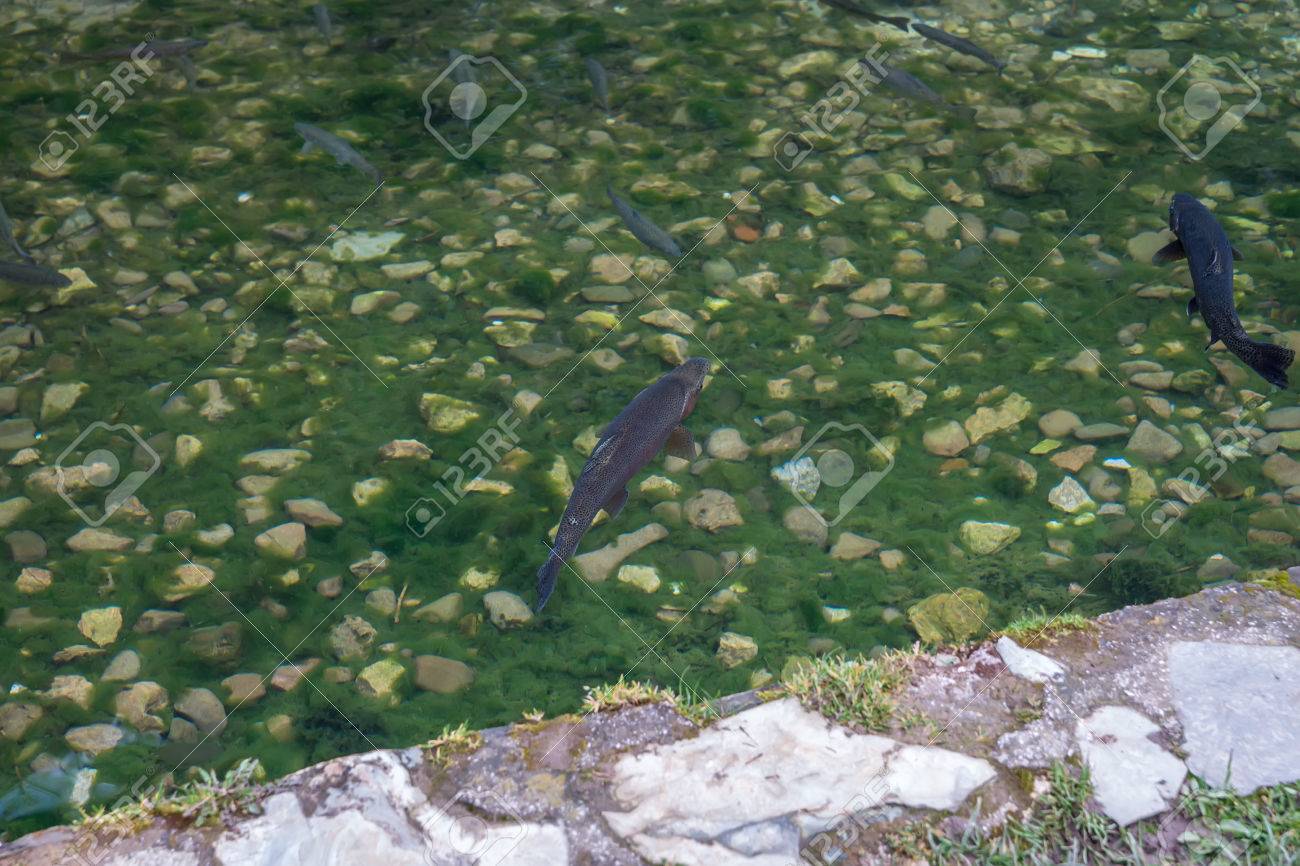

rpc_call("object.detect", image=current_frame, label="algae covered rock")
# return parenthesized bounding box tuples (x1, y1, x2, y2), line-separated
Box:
(355, 658, 406, 703)
(959, 520, 1021, 555)
(907, 588, 990, 644)
(983, 144, 1052, 195)
(717, 632, 758, 669)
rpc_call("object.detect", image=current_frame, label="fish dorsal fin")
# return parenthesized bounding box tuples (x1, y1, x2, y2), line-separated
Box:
(665, 425, 696, 460)
(1151, 240, 1185, 264)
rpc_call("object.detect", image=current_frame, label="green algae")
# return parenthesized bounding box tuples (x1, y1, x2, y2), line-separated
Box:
(0, 0, 1296, 840)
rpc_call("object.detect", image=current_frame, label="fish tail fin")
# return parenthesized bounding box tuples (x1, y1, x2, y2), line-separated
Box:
(535, 556, 561, 612)
(1222, 331, 1295, 388)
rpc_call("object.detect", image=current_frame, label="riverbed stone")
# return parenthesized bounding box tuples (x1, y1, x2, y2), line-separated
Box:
(355, 659, 406, 703)
(573, 523, 669, 582)
(1126, 420, 1183, 464)
(78, 606, 122, 646)
(908, 588, 990, 643)
(255, 522, 307, 560)
(0, 702, 43, 741)
(174, 687, 228, 736)
(284, 498, 344, 528)
(782, 506, 827, 546)
(484, 591, 533, 628)
(412, 656, 475, 694)
(65, 724, 124, 756)
(114, 681, 169, 732)
(684, 490, 743, 532)
(329, 615, 377, 662)
(958, 520, 1020, 555)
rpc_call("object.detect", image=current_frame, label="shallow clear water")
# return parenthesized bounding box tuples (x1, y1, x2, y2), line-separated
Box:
(0, 0, 1297, 836)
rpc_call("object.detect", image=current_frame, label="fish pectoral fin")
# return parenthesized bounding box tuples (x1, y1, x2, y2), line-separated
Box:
(300, 141, 316, 154)
(1206, 247, 1224, 276)
(1232, 245, 1244, 261)
(665, 425, 697, 460)
(600, 487, 629, 520)
(1151, 240, 1186, 264)
(1186, 297, 1200, 319)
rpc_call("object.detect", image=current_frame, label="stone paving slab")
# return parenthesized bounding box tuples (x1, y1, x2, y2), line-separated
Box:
(2, 585, 1298, 865)
(1168, 640, 1300, 794)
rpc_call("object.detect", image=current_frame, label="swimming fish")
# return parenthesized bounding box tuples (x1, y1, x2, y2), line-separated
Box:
(1153, 193, 1294, 388)
(294, 122, 383, 185)
(312, 3, 333, 43)
(910, 22, 1006, 73)
(0, 261, 71, 288)
(820, 0, 909, 31)
(536, 358, 710, 610)
(585, 57, 610, 114)
(860, 57, 973, 117)
(607, 185, 683, 258)
(0, 199, 33, 262)
(61, 38, 208, 61)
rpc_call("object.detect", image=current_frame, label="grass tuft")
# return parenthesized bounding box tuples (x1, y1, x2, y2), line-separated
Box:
(422, 722, 484, 769)
(918, 764, 1299, 865)
(77, 758, 267, 832)
(781, 650, 918, 733)
(995, 609, 1094, 648)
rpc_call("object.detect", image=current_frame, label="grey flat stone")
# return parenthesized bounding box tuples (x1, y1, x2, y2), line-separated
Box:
(602, 698, 995, 865)
(211, 750, 566, 866)
(1168, 640, 1300, 794)
(996, 636, 1066, 683)
(1076, 706, 1186, 825)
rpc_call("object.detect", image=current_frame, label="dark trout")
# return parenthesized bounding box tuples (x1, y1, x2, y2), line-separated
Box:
(910, 23, 1006, 73)
(1153, 193, 1293, 388)
(820, 0, 910, 31)
(860, 57, 973, 118)
(607, 185, 683, 258)
(585, 57, 611, 114)
(61, 38, 208, 61)
(536, 358, 710, 610)
(0, 262, 71, 288)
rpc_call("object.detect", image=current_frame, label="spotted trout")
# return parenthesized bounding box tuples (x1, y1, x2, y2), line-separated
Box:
(536, 358, 710, 611)
(1153, 193, 1293, 388)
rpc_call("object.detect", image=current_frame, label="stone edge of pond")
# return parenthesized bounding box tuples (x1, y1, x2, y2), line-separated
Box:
(2, 581, 1298, 866)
